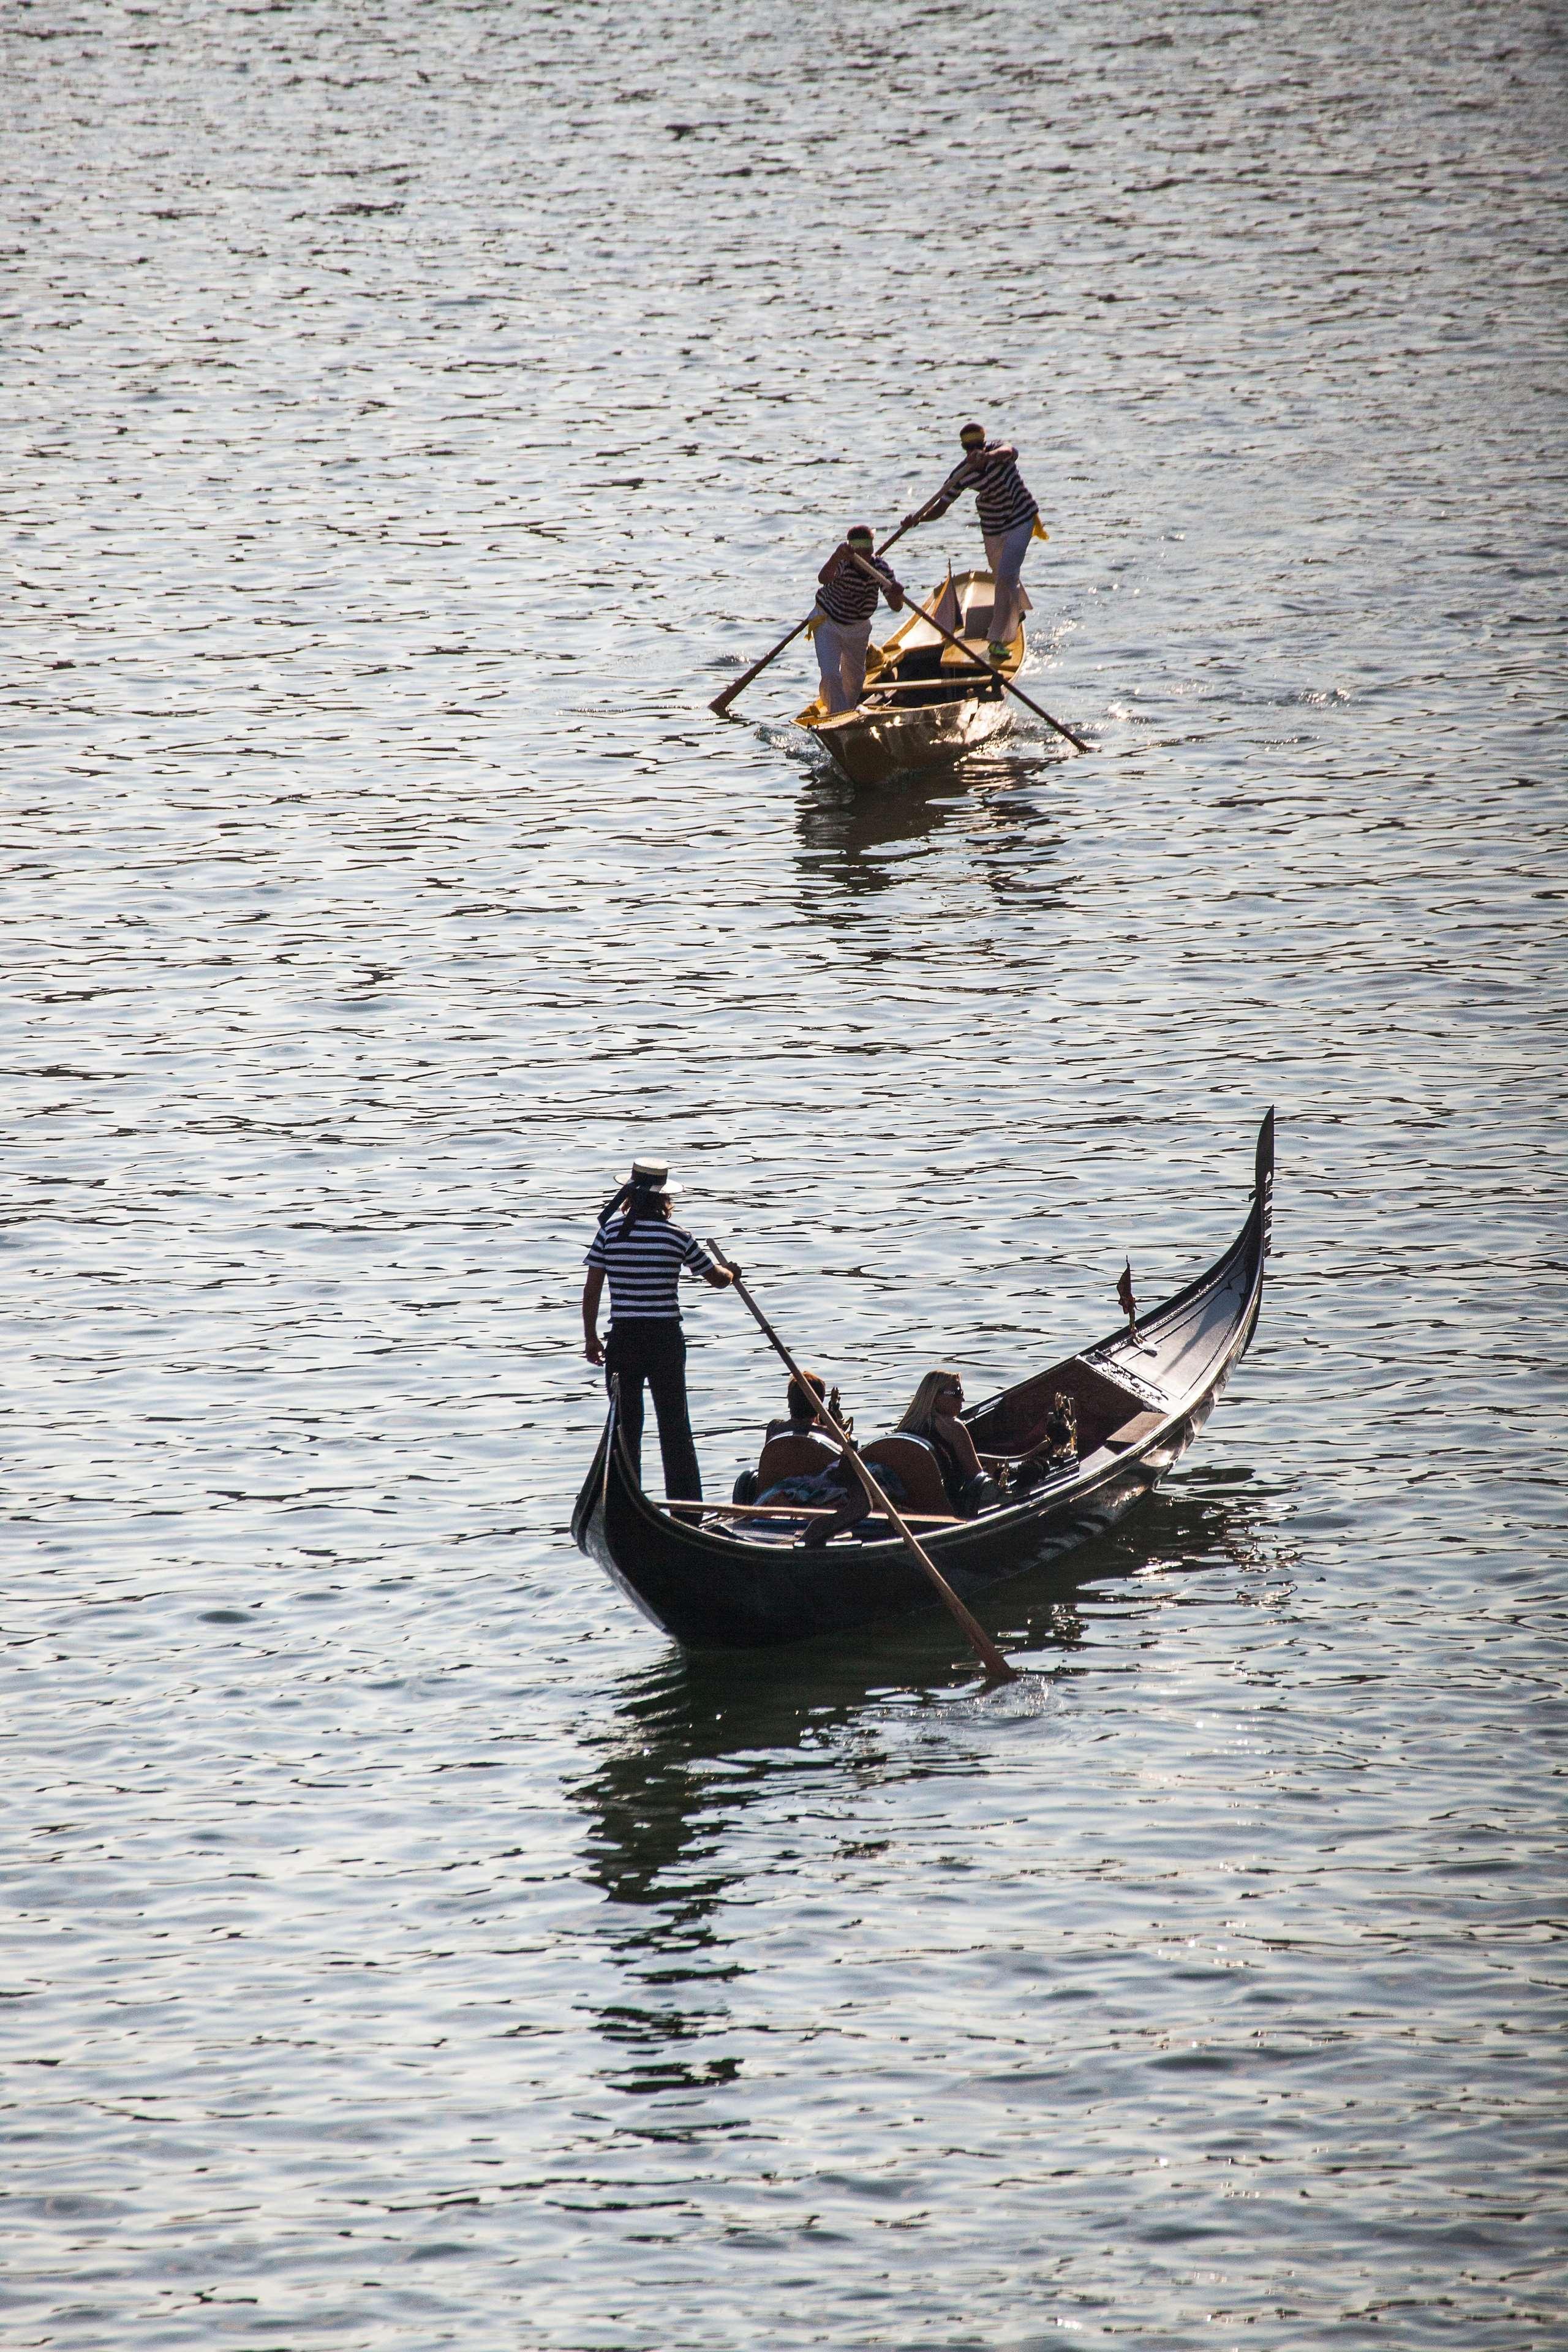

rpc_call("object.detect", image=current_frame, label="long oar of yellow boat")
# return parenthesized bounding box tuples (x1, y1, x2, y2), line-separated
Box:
(846, 548, 1092, 754)
(708, 514, 921, 717)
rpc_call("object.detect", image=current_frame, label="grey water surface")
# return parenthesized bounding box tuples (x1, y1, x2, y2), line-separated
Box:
(4, 1, 1566, 2345)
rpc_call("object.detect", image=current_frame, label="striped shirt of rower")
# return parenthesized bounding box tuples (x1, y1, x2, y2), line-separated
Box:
(584, 1215, 718, 1322)
(934, 442, 1038, 536)
(816, 551, 901, 628)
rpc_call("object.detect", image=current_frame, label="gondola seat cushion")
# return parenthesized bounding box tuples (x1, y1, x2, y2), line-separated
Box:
(755, 1432, 841, 1488)
(755, 1461, 910, 1515)
(858, 1435, 951, 1518)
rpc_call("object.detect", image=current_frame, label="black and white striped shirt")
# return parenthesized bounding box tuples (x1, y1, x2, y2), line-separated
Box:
(932, 442, 1038, 535)
(585, 1215, 717, 1322)
(815, 550, 902, 627)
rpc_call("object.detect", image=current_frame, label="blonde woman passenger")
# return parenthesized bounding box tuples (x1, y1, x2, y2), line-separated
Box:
(896, 1369, 988, 1513)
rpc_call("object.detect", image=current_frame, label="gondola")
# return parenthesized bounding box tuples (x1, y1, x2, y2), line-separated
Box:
(796, 567, 1023, 788)
(572, 1112, 1274, 1652)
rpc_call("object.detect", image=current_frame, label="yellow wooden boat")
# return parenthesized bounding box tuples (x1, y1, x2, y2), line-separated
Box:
(796, 567, 1023, 788)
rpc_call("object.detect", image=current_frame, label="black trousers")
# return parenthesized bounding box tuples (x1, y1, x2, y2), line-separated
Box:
(606, 1320, 703, 1503)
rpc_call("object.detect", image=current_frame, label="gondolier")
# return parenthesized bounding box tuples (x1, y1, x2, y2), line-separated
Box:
(906, 423, 1043, 664)
(582, 1158, 737, 1504)
(812, 526, 905, 715)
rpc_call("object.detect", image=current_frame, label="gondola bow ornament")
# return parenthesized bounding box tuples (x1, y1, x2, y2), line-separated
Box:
(1117, 1258, 1139, 1341)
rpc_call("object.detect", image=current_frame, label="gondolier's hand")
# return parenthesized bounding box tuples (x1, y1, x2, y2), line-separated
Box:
(585, 1331, 605, 1365)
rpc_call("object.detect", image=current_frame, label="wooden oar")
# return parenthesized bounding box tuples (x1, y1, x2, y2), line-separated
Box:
(846, 548, 1091, 753)
(708, 518, 919, 717)
(665, 1499, 961, 1527)
(706, 1242, 1020, 1686)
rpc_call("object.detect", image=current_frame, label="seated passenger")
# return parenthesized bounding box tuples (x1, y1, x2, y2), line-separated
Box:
(764, 1371, 852, 1447)
(748, 1431, 888, 1548)
(895, 1369, 999, 1516)
(733, 1372, 854, 1506)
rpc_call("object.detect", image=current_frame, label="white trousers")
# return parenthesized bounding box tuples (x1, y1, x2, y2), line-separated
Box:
(983, 519, 1036, 646)
(813, 612, 872, 715)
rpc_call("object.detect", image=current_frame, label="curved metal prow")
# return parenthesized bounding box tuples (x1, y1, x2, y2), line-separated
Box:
(1255, 1107, 1275, 1259)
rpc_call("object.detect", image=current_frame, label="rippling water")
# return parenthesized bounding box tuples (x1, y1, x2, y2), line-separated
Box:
(4, 1, 1565, 2344)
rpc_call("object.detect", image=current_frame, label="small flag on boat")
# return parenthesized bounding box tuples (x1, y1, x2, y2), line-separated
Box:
(1117, 1257, 1139, 1338)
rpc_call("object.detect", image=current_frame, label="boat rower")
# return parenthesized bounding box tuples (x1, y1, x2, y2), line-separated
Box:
(813, 526, 905, 715)
(582, 1157, 737, 1504)
(904, 421, 1044, 665)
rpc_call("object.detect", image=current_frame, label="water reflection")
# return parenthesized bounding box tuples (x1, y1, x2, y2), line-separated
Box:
(793, 746, 1075, 921)
(793, 763, 965, 902)
(578, 1479, 1269, 1917)
(571, 1477, 1271, 2098)
(570, 1645, 921, 2101)
(989, 1473, 1289, 1648)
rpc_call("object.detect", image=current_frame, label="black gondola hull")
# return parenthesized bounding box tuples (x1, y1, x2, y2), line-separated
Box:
(572, 1114, 1272, 1653)
(577, 1422, 1183, 1649)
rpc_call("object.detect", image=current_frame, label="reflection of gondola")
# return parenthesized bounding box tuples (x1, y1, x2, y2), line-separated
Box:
(793, 747, 1072, 929)
(575, 1466, 1272, 1921)
(572, 1114, 1274, 1653)
(576, 1615, 1088, 1923)
(796, 568, 1022, 786)
(793, 763, 960, 899)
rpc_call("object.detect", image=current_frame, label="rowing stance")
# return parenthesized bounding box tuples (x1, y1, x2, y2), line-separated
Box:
(905, 421, 1043, 664)
(813, 525, 905, 715)
(582, 1158, 737, 1502)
